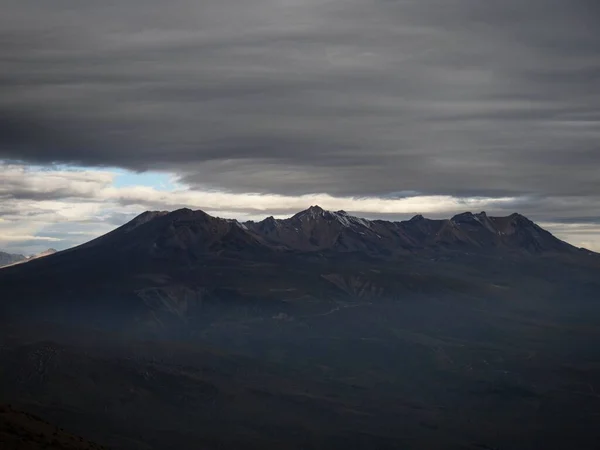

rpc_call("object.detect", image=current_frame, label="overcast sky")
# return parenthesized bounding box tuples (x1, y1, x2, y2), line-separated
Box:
(1, 0, 600, 253)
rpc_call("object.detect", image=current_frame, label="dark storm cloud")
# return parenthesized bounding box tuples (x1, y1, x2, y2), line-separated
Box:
(1, 0, 599, 202)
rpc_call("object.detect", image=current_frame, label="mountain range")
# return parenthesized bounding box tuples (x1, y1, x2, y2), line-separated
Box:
(70, 205, 584, 257)
(2, 207, 600, 449)
(0, 248, 57, 268)
(0, 206, 597, 331)
(246, 206, 580, 254)
(17, 205, 582, 270)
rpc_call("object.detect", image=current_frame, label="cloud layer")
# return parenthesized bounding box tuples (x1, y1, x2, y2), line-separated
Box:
(1, 1, 599, 252)
(1, 0, 599, 199)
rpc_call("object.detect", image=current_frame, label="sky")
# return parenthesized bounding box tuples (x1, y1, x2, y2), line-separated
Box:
(1, 0, 600, 254)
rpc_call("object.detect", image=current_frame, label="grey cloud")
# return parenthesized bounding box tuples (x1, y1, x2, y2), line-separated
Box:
(0, 0, 599, 205)
(1, 188, 99, 202)
(0, 169, 109, 202)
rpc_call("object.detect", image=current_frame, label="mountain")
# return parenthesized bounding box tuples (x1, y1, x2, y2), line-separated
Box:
(2, 208, 600, 449)
(0, 251, 26, 268)
(5, 207, 576, 267)
(0, 206, 595, 331)
(32, 248, 57, 259)
(245, 206, 390, 253)
(0, 248, 57, 269)
(71, 208, 267, 261)
(245, 207, 578, 255)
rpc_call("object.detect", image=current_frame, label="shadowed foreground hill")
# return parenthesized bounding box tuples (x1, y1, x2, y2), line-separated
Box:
(0, 404, 105, 450)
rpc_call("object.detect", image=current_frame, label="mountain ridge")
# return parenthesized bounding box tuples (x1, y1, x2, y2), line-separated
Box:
(45, 205, 584, 259)
(104, 205, 580, 256)
(0, 248, 57, 269)
(1, 205, 596, 332)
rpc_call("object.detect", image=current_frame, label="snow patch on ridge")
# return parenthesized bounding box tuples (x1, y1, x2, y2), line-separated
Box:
(332, 210, 372, 229)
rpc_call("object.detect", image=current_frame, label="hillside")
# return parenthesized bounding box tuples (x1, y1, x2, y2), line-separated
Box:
(0, 404, 105, 449)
